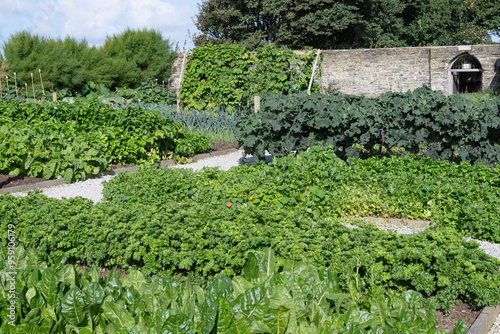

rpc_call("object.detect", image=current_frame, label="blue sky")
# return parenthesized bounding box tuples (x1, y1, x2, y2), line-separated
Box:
(0, 0, 200, 53)
(1, 0, 498, 56)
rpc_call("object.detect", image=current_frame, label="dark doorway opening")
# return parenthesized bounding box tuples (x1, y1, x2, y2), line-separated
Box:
(449, 54, 483, 94)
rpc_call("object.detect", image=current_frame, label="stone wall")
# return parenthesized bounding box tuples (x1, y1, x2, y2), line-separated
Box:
(168, 45, 500, 96)
(320, 45, 500, 96)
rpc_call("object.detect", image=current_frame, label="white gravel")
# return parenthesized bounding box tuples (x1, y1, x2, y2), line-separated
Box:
(488, 317, 500, 334)
(10, 174, 116, 204)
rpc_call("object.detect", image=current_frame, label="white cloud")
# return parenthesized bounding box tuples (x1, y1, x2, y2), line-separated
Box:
(0, 0, 197, 49)
(53, 0, 194, 46)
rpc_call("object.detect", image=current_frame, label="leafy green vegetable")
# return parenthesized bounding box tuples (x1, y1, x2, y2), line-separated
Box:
(102, 145, 500, 243)
(1, 190, 499, 311)
(236, 86, 500, 166)
(0, 98, 212, 182)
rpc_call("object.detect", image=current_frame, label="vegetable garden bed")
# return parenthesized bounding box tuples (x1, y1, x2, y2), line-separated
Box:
(0, 141, 239, 190)
(1, 86, 500, 332)
(2, 146, 500, 333)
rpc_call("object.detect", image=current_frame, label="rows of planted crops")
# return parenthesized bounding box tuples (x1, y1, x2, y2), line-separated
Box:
(1, 89, 500, 333)
(0, 98, 212, 182)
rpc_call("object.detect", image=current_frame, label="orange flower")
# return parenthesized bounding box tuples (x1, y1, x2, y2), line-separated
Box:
(250, 196, 254, 200)
(226, 202, 232, 208)
(271, 204, 274, 207)
(242, 191, 246, 194)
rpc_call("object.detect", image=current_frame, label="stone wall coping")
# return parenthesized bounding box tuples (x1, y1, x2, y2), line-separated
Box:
(320, 44, 500, 54)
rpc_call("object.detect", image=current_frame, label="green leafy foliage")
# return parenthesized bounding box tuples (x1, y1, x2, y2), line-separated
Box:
(193, 0, 499, 49)
(180, 44, 321, 109)
(0, 99, 212, 182)
(0, 247, 466, 333)
(113, 82, 178, 104)
(180, 44, 250, 109)
(236, 87, 500, 167)
(2, 29, 177, 93)
(100, 28, 177, 90)
(101, 145, 500, 242)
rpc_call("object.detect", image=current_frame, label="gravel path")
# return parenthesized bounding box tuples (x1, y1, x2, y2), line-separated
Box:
(488, 318, 500, 334)
(7, 149, 500, 332)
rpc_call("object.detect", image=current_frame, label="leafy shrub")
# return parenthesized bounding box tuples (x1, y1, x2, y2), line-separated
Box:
(2, 29, 177, 93)
(236, 87, 500, 166)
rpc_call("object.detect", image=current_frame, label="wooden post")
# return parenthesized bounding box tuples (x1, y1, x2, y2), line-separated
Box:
(31, 73, 36, 102)
(52, 92, 57, 102)
(254, 95, 260, 113)
(176, 90, 181, 113)
(307, 49, 321, 95)
(176, 53, 188, 113)
(14, 72, 18, 98)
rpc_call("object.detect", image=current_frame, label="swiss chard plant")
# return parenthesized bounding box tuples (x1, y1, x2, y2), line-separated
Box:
(0, 247, 467, 333)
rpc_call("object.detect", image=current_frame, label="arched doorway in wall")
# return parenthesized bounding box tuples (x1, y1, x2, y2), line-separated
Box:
(448, 54, 483, 95)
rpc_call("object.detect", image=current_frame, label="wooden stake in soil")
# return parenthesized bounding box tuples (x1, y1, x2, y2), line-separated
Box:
(14, 72, 18, 98)
(307, 49, 321, 95)
(177, 53, 188, 113)
(5, 76, 9, 93)
(52, 92, 57, 102)
(39, 69, 45, 95)
(31, 73, 35, 102)
(0, 77, 2, 99)
(25, 83, 28, 102)
(254, 95, 260, 113)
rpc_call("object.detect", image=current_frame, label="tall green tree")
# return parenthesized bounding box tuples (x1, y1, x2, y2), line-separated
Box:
(2, 29, 178, 92)
(193, 0, 500, 49)
(2, 31, 89, 92)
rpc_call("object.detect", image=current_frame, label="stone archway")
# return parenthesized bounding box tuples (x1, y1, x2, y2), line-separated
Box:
(448, 53, 483, 95)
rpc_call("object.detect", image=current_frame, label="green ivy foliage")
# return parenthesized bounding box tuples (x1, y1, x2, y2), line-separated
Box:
(180, 44, 322, 109)
(236, 86, 500, 167)
(0, 247, 462, 333)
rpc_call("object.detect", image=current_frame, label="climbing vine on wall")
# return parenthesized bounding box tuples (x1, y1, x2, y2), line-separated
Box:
(180, 44, 322, 109)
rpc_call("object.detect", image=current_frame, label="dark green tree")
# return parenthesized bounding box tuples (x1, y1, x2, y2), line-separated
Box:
(2, 31, 89, 92)
(101, 28, 177, 88)
(193, 0, 500, 49)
